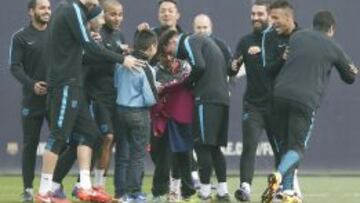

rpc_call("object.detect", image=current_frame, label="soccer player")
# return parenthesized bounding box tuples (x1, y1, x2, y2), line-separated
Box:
(35, 0, 143, 202)
(50, 5, 111, 201)
(177, 33, 231, 202)
(87, 0, 128, 190)
(268, 1, 303, 200)
(136, 0, 185, 69)
(192, 13, 232, 193)
(138, 0, 183, 36)
(261, 10, 358, 203)
(230, 1, 282, 201)
(267, 0, 300, 77)
(9, 0, 51, 202)
(156, 0, 181, 32)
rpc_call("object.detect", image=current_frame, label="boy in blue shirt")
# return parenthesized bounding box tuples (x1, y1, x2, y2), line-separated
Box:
(114, 30, 158, 202)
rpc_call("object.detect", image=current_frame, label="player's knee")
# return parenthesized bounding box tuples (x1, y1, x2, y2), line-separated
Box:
(289, 148, 304, 160)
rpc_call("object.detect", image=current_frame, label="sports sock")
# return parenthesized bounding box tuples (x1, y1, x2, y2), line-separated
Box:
(217, 182, 229, 196)
(200, 184, 211, 198)
(39, 173, 53, 195)
(79, 170, 92, 190)
(93, 169, 105, 187)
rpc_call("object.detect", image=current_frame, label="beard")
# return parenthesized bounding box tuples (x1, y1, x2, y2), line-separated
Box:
(252, 21, 268, 33)
(34, 12, 49, 25)
(108, 21, 120, 30)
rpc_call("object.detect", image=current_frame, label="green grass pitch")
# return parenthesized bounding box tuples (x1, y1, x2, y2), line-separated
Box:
(0, 176, 359, 202)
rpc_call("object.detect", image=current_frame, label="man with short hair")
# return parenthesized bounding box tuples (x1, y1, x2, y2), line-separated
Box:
(267, 0, 300, 77)
(137, 0, 184, 66)
(9, 0, 51, 201)
(157, 0, 181, 31)
(261, 10, 358, 203)
(35, 0, 143, 202)
(269, 0, 297, 37)
(193, 14, 212, 35)
(230, 1, 281, 201)
(87, 0, 128, 190)
(267, 1, 303, 200)
(137, 0, 183, 37)
(192, 13, 232, 65)
(177, 33, 231, 202)
(192, 13, 234, 199)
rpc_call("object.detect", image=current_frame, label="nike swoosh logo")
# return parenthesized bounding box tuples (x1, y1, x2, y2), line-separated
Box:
(27, 41, 35, 45)
(278, 44, 287, 48)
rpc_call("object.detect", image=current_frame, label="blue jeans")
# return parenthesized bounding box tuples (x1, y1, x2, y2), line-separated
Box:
(114, 106, 150, 197)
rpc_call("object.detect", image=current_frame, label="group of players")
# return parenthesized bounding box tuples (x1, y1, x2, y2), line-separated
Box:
(9, 0, 358, 203)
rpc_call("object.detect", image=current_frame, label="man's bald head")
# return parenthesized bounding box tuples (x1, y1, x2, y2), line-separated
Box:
(193, 14, 213, 35)
(101, 0, 122, 11)
(101, 0, 123, 30)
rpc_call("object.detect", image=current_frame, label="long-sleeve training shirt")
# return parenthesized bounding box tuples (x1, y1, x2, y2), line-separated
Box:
(85, 25, 126, 103)
(210, 35, 233, 76)
(233, 27, 279, 109)
(233, 26, 299, 110)
(46, 0, 124, 89)
(177, 34, 230, 106)
(274, 30, 356, 110)
(9, 24, 48, 108)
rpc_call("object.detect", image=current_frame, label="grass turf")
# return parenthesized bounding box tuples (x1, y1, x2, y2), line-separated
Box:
(0, 176, 359, 203)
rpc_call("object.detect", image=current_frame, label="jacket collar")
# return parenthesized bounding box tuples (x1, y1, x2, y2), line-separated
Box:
(132, 50, 150, 61)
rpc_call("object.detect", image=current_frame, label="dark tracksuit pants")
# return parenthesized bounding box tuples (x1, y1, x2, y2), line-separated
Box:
(240, 102, 281, 185)
(192, 103, 229, 185)
(194, 145, 227, 185)
(21, 106, 48, 189)
(272, 98, 315, 190)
